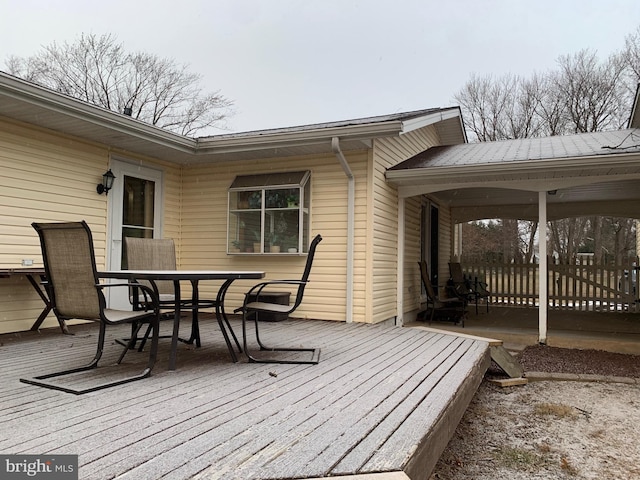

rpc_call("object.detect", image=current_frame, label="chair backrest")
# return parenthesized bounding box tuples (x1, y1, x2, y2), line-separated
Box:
(449, 262, 465, 284)
(418, 260, 439, 302)
(32, 221, 102, 320)
(124, 237, 176, 295)
(291, 234, 323, 309)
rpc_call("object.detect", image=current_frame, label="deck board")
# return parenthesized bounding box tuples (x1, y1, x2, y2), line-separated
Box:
(0, 316, 490, 479)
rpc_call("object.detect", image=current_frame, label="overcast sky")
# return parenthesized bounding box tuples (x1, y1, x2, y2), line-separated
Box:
(2, 0, 640, 134)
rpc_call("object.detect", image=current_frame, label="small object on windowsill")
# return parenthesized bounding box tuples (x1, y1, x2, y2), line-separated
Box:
(288, 248, 298, 253)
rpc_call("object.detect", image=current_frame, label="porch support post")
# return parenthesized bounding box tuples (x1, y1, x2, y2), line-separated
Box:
(396, 197, 405, 326)
(538, 191, 548, 344)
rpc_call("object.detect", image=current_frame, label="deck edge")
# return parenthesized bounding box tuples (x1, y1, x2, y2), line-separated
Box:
(403, 344, 491, 479)
(411, 325, 503, 346)
(302, 472, 410, 480)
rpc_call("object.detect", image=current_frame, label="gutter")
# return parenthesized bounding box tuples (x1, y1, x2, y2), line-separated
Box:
(331, 137, 354, 323)
(0, 72, 196, 152)
(196, 122, 402, 155)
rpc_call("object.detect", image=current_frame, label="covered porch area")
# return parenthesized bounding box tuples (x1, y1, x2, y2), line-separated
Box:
(387, 128, 640, 344)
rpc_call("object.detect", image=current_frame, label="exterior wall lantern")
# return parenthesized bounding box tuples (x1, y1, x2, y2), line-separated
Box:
(97, 169, 116, 195)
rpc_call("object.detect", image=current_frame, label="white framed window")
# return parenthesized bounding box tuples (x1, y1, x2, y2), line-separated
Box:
(228, 171, 310, 254)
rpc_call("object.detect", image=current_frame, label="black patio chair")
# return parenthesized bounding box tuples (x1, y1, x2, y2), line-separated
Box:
(20, 221, 161, 395)
(235, 234, 323, 364)
(449, 262, 490, 314)
(417, 260, 466, 326)
(124, 237, 235, 351)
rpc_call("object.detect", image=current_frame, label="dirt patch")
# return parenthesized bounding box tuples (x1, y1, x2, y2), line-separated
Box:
(430, 346, 640, 479)
(518, 345, 640, 378)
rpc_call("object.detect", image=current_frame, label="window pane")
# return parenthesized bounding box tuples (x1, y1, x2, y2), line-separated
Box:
(230, 211, 261, 253)
(121, 176, 155, 267)
(228, 171, 309, 254)
(123, 176, 155, 228)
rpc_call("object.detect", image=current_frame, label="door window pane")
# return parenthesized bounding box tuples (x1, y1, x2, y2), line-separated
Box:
(121, 175, 155, 268)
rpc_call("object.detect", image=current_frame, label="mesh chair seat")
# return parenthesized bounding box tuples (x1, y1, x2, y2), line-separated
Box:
(20, 221, 161, 395)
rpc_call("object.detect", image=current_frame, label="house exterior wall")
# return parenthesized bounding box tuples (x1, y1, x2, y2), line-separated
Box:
(372, 126, 445, 322)
(0, 115, 454, 333)
(436, 200, 454, 296)
(179, 150, 371, 322)
(0, 117, 182, 333)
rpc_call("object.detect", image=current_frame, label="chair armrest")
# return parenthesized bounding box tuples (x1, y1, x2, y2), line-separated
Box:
(246, 280, 305, 296)
(234, 280, 306, 313)
(96, 282, 160, 311)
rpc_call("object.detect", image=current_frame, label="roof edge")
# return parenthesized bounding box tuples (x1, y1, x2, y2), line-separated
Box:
(0, 71, 197, 153)
(629, 82, 640, 129)
(400, 107, 462, 134)
(386, 151, 640, 183)
(195, 122, 403, 154)
(0, 71, 464, 158)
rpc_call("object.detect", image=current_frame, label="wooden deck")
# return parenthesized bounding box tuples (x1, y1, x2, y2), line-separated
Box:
(0, 316, 490, 480)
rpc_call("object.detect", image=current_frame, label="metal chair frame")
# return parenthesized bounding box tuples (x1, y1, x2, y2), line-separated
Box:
(236, 234, 323, 364)
(124, 237, 241, 353)
(417, 260, 466, 326)
(20, 221, 161, 395)
(449, 262, 490, 314)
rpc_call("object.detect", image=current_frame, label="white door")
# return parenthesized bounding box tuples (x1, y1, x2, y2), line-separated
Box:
(106, 159, 164, 309)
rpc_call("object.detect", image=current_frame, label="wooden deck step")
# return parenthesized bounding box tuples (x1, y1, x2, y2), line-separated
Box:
(490, 344, 524, 378)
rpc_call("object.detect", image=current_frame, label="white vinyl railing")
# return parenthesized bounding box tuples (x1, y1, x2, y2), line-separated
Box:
(460, 257, 639, 312)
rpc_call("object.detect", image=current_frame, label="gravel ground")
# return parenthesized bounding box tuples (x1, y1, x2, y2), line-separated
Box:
(430, 346, 640, 480)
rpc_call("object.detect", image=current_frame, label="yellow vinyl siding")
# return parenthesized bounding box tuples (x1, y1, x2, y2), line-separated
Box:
(371, 126, 441, 323)
(0, 119, 109, 331)
(404, 196, 422, 313)
(179, 151, 370, 322)
(161, 166, 183, 246)
(437, 204, 454, 291)
(1, 113, 456, 332)
(0, 117, 182, 333)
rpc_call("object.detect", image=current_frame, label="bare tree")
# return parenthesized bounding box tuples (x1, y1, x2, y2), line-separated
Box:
(461, 220, 505, 263)
(5, 33, 233, 136)
(519, 220, 539, 263)
(454, 74, 516, 141)
(553, 49, 628, 133)
(453, 30, 640, 265)
(549, 217, 590, 263)
(531, 72, 571, 136)
(622, 25, 640, 100)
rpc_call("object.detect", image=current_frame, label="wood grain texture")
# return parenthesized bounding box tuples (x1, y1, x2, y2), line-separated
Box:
(1, 316, 489, 480)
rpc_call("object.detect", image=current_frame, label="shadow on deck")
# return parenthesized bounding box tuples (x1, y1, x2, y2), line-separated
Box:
(0, 316, 490, 480)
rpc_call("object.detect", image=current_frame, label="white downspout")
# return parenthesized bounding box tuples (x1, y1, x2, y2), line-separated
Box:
(332, 137, 354, 323)
(397, 197, 405, 326)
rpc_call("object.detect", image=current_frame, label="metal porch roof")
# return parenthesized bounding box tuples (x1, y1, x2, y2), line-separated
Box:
(386, 129, 640, 222)
(388, 129, 640, 170)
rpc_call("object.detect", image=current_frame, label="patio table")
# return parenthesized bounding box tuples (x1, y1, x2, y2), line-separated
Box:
(0, 267, 70, 334)
(98, 270, 265, 369)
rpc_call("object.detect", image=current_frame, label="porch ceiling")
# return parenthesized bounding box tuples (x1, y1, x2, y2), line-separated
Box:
(436, 180, 640, 222)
